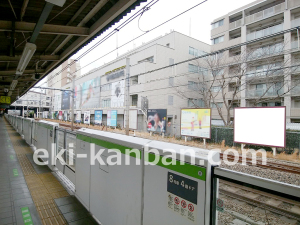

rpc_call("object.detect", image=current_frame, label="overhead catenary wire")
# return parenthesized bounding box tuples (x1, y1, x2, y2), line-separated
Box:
(46, 62, 300, 104)
(46, 45, 300, 92)
(44, 0, 161, 83)
(45, 0, 208, 85)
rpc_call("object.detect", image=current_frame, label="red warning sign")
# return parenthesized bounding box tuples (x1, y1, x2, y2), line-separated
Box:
(217, 199, 223, 208)
(181, 200, 187, 208)
(174, 197, 180, 205)
(188, 204, 194, 212)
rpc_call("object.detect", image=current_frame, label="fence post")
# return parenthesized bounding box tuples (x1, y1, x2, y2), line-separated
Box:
(272, 147, 276, 157)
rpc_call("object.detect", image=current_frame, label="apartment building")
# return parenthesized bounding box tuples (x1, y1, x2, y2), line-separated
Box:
(47, 59, 81, 113)
(211, 0, 300, 123)
(58, 31, 210, 135)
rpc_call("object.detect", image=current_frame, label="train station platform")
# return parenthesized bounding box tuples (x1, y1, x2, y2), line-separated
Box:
(0, 117, 97, 225)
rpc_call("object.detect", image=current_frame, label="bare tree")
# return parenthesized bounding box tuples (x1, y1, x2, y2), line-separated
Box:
(175, 41, 300, 126)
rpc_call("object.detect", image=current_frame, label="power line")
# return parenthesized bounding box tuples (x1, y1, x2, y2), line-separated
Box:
(46, 0, 208, 85)
(44, 0, 160, 83)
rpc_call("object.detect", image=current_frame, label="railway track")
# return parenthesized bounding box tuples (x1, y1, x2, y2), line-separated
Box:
(220, 153, 300, 175)
(219, 181, 300, 222)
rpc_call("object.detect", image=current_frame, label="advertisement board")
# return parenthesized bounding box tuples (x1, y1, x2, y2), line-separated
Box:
(234, 107, 286, 148)
(84, 111, 90, 125)
(129, 109, 138, 130)
(147, 109, 167, 133)
(59, 111, 63, 120)
(75, 111, 81, 123)
(180, 108, 211, 139)
(95, 110, 103, 125)
(42, 111, 49, 119)
(63, 111, 68, 121)
(107, 110, 117, 127)
(61, 91, 70, 110)
(75, 77, 101, 109)
(111, 80, 125, 107)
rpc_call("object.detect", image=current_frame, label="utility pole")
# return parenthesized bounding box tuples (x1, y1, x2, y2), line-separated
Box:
(71, 63, 76, 131)
(125, 58, 130, 135)
(39, 91, 42, 118)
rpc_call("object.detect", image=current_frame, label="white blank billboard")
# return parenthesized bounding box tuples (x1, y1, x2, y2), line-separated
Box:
(234, 107, 286, 148)
(129, 109, 138, 130)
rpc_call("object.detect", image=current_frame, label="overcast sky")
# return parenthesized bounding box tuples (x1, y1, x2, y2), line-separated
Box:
(36, 0, 254, 88)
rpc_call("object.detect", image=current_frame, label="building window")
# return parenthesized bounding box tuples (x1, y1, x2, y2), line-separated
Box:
(211, 102, 223, 108)
(199, 67, 208, 76)
(138, 56, 154, 64)
(188, 99, 204, 107)
(211, 86, 222, 92)
(228, 83, 240, 92)
(189, 47, 207, 56)
(188, 64, 198, 73)
(102, 83, 112, 91)
(101, 99, 111, 108)
(212, 69, 224, 77)
(169, 77, 174, 87)
(188, 81, 201, 90)
(257, 102, 281, 107)
(211, 19, 224, 29)
(131, 75, 138, 85)
(211, 35, 224, 45)
(168, 95, 173, 105)
(131, 95, 138, 106)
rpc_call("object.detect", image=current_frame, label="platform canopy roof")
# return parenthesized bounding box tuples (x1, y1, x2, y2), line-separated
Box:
(0, 0, 146, 104)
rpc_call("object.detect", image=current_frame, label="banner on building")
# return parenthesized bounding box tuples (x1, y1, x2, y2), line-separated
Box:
(75, 111, 81, 123)
(180, 108, 211, 139)
(147, 109, 167, 133)
(111, 80, 125, 107)
(61, 91, 71, 110)
(59, 111, 63, 120)
(84, 111, 90, 125)
(75, 77, 101, 109)
(95, 110, 103, 125)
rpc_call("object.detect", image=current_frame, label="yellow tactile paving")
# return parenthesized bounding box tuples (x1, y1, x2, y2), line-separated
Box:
(4, 119, 68, 225)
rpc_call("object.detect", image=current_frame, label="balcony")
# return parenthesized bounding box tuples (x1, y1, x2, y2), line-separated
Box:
(246, 88, 284, 98)
(245, 2, 285, 24)
(291, 40, 300, 50)
(246, 24, 283, 41)
(246, 68, 283, 79)
(248, 43, 284, 60)
(291, 108, 300, 117)
(229, 19, 242, 30)
(288, 0, 300, 8)
(291, 86, 300, 96)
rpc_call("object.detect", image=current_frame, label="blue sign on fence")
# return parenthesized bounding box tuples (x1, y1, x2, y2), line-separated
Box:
(95, 110, 103, 125)
(111, 110, 117, 127)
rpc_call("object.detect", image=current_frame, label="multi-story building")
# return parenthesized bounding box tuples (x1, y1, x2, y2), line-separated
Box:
(210, 0, 300, 123)
(47, 59, 81, 113)
(59, 31, 210, 135)
(10, 91, 51, 117)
